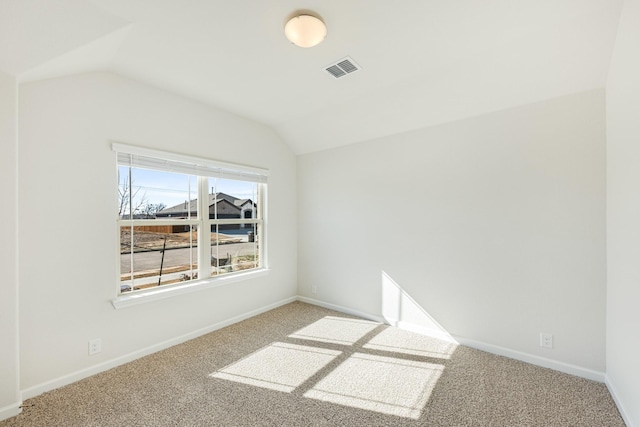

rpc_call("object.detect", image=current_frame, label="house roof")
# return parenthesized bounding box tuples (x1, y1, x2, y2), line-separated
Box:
(157, 193, 251, 216)
(0, 1, 623, 154)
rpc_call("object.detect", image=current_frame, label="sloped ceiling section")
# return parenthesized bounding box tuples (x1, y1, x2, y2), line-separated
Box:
(0, 0, 130, 75)
(18, 25, 132, 83)
(0, 0, 623, 154)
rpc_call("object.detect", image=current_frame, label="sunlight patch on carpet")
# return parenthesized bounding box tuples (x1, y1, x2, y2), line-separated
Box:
(210, 342, 341, 393)
(363, 327, 457, 360)
(288, 316, 380, 346)
(304, 352, 443, 419)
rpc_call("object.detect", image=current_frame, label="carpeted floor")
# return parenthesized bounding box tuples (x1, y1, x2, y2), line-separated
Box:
(1, 302, 625, 426)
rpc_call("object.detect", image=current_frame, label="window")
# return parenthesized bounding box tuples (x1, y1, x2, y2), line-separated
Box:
(114, 143, 267, 296)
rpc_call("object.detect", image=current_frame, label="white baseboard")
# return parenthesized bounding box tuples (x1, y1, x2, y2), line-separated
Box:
(454, 336, 605, 383)
(387, 319, 458, 343)
(298, 297, 605, 383)
(296, 296, 386, 323)
(0, 402, 22, 422)
(22, 296, 297, 400)
(605, 374, 634, 427)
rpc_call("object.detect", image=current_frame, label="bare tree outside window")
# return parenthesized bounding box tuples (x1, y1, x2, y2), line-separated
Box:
(118, 173, 148, 219)
(140, 203, 167, 219)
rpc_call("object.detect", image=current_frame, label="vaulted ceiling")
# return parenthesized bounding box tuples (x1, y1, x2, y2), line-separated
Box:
(0, 0, 623, 154)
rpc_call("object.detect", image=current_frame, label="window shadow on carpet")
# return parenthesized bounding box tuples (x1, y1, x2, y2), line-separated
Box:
(210, 314, 455, 419)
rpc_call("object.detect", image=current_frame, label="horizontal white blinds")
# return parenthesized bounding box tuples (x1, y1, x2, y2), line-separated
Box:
(113, 142, 268, 183)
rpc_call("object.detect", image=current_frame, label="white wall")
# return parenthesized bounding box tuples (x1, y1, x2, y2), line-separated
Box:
(0, 71, 21, 419)
(298, 89, 607, 374)
(18, 72, 297, 392)
(606, 0, 640, 424)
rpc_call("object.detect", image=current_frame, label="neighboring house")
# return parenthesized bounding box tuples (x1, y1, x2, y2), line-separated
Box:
(156, 192, 256, 231)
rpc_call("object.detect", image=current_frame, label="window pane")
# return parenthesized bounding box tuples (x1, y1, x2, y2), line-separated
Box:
(207, 178, 258, 222)
(211, 223, 260, 277)
(118, 166, 198, 219)
(120, 225, 198, 293)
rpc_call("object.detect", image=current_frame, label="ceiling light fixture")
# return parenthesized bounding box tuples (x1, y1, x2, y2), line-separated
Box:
(284, 13, 327, 48)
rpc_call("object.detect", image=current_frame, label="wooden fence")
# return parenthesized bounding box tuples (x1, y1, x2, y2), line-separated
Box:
(133, 225, 180, 234)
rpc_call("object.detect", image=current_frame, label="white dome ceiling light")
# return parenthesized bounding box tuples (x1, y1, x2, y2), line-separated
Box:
(284, 14, 327, 48)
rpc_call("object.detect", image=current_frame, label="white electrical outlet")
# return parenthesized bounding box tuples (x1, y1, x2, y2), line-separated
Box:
(88, 338, 102, 355)
(311, 285, 317, 294)
(540, 333, 553, 349)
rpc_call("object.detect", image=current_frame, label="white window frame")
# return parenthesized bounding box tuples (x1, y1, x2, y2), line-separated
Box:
(111, 142, 269, 309)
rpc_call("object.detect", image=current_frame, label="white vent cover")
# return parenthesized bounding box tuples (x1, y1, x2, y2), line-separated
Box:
(323, 56, 361, 79)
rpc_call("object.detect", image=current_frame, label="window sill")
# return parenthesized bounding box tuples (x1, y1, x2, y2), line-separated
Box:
(111, 268, 270, 309)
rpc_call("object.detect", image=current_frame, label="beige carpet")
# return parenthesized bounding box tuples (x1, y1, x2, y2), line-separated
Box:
(2, 302, 625, 426)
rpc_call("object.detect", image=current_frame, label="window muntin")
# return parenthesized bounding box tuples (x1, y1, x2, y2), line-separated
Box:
(115, 145, 267, 295)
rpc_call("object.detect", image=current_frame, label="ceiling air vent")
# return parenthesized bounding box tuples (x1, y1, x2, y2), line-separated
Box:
(323, 56, 361, 79)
